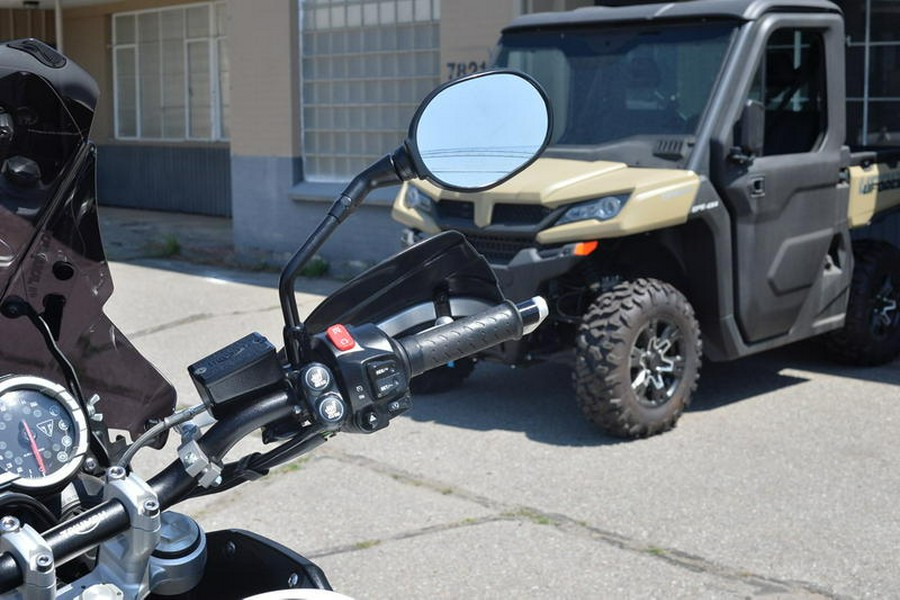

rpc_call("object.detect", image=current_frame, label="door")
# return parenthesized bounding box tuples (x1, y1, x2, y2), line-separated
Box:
(718, 25, 849, 343)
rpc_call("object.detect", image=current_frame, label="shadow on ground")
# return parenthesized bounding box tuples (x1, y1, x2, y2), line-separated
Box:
(405, 341, 898, 446)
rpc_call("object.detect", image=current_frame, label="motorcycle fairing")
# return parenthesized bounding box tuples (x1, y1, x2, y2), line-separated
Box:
(305, 230, 504, 333)
(0, 40, 176, 447)
(148, 529, 332, 600)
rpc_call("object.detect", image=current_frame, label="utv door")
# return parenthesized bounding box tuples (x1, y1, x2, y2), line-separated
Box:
(714, 19, 851, 344)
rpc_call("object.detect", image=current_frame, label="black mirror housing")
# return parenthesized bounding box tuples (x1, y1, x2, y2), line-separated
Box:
(738, 100, 765, 157)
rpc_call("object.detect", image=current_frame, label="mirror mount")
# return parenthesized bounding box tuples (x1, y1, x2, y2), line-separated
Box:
(279, 146, 417, 367)
(729, 100, 764, 166)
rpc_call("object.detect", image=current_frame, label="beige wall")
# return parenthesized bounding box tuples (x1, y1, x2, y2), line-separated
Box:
(58, 0, 590, 156)
(439, 0, 595, 82)
(440, 1, 520, 83)
(0, 9, 56, 44)
(65, 11, 110, 139)
(228, 0, 299, 158)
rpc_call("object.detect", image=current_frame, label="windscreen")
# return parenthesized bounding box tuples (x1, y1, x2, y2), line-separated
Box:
(495, 22, 736, 150)
(0, 42, 176, 449)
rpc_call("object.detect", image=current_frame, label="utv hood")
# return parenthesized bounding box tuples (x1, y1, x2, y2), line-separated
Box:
(399, 157, 701, 240)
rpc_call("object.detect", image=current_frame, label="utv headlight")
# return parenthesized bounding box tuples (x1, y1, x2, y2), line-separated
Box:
(556, 195, 629, 225)
(403, 184, 434, 214)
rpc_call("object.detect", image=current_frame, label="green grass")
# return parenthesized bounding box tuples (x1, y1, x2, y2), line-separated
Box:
(300, 255, 329, 277)
(354, 539, 382, 550)
(146, 234, 181, 258)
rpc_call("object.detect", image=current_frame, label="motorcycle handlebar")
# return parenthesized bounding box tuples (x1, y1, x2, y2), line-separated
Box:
(0, 297, 550, 594)
(398, 297, 548, 378)
(0, 390, 297, 595)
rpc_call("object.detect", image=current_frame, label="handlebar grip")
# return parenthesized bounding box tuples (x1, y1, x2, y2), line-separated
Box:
(398, 297, 547, 378)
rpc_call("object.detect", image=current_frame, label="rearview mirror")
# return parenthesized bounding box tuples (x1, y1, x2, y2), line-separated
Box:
(738, 100, 764, 157)
(407, 70, 552, 191)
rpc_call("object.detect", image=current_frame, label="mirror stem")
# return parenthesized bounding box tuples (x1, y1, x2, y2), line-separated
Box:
(279, 146, 415, 367)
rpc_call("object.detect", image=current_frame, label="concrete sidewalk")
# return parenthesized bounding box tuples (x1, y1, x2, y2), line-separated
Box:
(98, 206, 241, 265)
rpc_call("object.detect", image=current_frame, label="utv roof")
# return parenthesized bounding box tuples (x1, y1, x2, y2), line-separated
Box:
(503, 0, 841, 31)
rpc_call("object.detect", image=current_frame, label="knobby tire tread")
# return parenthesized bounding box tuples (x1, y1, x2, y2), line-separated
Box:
(573, 278, 702, 438)
(823, 239, 900, 366)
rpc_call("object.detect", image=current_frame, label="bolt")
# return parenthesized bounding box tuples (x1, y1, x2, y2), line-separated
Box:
(183, 452, 198, 466)
(82, 457, 98, 473)
(143, 499, 160, 517)
(224, 541, 236, 557)
(212, 476, 223, 487)
(0, 516, 19, 533)
(179, 423, 200, 442)
(35, 554, 52, 572)
(106, 466, 126, 481)
(287, 573, 300, 588)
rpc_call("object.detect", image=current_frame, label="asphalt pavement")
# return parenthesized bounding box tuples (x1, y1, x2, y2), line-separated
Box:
(99, 208, 900, 599)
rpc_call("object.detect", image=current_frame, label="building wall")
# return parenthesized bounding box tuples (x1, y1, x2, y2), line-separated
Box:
(59, 0, 897, 265)
(440, 2, 519, 82)
(229, 0, 305, 253)
(64, 0, 232, 216)
(0, 9, 56, 44)
(247, 0, 535, 269)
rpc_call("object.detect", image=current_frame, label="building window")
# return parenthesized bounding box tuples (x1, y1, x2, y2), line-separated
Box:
(113, 2, 229, 141)
(301, 0, 440, 181)
(839, 0, 900, 146)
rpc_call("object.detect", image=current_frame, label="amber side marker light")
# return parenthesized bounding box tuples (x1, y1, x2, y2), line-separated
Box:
(573, 241, 598, 256)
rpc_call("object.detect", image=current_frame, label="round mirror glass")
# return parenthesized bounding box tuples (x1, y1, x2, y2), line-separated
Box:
(410, 71, 551, 191)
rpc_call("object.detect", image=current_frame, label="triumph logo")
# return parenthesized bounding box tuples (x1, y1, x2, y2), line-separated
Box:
(58, 511, 105, 537)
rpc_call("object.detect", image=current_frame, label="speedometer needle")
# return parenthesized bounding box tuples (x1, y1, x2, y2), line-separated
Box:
(21, 420, 46, 476)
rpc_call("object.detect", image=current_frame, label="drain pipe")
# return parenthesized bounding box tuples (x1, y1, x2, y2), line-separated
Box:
(54, 0, 63, 53)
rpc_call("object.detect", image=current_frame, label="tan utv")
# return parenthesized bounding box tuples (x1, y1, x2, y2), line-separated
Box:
(392, 0, 900, 437)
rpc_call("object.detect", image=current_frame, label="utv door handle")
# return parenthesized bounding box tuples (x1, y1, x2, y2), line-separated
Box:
(749, 176, 765, 198)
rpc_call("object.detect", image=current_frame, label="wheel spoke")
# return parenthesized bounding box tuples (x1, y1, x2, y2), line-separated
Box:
(655, 323, 680, 354)
(632, 368, 649, 396)
(657, 354, 677, 374)
(630, 344, 645, 365)
(871, 276, 900, 335)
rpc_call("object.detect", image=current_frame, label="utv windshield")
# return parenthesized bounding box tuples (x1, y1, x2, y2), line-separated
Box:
(494, 22, 737, 162)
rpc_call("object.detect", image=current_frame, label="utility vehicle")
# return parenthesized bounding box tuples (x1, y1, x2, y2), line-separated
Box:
(392, 0, 900, 437)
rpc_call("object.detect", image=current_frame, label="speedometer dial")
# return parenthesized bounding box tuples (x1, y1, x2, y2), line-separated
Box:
(0, 376, 89, 491)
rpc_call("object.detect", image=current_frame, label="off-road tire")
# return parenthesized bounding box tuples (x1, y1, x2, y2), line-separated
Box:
(823, 240, 900, 366)
(409, 357, 476, 394)
(574, 278, 702, 438)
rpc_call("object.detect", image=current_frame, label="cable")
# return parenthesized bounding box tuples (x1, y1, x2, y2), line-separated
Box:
(115, 403, 209, 469)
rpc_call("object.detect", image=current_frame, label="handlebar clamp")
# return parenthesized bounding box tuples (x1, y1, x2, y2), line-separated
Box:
(0, 517, 54, 600)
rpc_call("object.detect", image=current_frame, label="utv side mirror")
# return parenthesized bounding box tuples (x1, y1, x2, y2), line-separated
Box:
(730, 100, 764, 165)
(406, 70, 552, 191)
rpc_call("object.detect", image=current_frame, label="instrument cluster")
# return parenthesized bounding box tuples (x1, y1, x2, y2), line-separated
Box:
(0, 375, 88, 492)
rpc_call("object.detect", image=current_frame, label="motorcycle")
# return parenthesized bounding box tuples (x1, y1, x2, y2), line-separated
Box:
(0, 39, 551, 599)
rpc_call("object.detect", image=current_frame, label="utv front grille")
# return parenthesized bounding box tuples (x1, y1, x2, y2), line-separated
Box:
(492, 203, 553, 225)
(436, 200, 474, 224)
(463, 233, 534, 264)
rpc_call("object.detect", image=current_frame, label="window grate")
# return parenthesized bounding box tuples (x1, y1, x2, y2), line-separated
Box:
(301, 0, 441, 180)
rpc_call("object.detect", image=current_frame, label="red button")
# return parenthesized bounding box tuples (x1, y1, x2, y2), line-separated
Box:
(326, 324, 356, 351)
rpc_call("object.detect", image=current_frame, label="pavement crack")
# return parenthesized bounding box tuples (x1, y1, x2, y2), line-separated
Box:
(306, 514, 508, 560)
(319, 449, 844, 599)
(127, 305, 281, 339)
